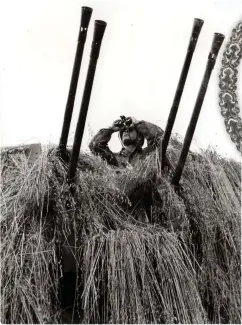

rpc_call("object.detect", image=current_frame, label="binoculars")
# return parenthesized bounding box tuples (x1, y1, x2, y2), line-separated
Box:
(114, 116, 133, 128)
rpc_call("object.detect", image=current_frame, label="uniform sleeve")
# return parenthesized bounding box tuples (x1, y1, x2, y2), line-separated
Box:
(134, 120, 174, 171)
(89, 128, 114, 151)
(89, 128, 119, 166)
(134, 120, 164, 148)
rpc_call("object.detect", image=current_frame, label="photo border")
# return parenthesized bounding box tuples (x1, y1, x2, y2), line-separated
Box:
(219, 21, 242, 154)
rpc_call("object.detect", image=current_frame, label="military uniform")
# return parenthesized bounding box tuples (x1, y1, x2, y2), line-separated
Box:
(89, 120, 164, 167)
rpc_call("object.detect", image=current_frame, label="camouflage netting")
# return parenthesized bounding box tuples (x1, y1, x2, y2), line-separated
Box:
(0, 139, 241, 324)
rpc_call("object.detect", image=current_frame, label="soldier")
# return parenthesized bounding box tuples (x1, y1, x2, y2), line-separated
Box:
(89, 116, 173, 221)
(89, 116, 171, 169)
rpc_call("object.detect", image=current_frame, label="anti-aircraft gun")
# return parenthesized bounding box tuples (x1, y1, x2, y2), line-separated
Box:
(58, 13, 224, 188)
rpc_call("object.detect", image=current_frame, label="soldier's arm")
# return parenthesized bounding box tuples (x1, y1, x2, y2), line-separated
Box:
(89, 128, 114, 150)
(89, 127, 119, 166)
(134, 120, 164, 149)
(135, 120, 174, 171)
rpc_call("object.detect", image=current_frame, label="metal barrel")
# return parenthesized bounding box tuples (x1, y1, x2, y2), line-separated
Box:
(68, 20, 107, 181)
(171, 32, 225, 186)
(59, 6, 93, 153)
(161, 18, 204, 168)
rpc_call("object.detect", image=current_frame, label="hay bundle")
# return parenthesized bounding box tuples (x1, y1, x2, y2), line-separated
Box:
(0, 142, 240, 324)
(79, 229, 206, 324)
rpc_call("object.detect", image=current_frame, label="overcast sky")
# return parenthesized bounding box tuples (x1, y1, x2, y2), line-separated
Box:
(1, 0, 241, 161)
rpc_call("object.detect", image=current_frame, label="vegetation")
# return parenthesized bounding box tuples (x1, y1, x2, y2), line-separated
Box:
(0, 140, 241, 323)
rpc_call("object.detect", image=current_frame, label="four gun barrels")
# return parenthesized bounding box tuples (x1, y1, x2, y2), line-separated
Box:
(57, 10, 224, 187)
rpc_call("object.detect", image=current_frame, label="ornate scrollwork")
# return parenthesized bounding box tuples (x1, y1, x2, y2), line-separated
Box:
(219, 21, 242, 154)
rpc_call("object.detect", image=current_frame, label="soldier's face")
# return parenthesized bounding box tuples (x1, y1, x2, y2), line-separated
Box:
(122, 128, 138, 146)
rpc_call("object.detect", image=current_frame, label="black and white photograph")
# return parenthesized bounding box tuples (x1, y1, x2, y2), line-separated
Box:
(0, 0, 241, 323)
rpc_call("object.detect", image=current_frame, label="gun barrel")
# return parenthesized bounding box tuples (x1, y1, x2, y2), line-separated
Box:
(161, 18, 204, 167)
(59, 6, 93, 153)
(171, 32, 225, 186)
(68, 20, 107, 181)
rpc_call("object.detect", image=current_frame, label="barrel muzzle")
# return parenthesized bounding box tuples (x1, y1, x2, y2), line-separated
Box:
(93, 20, 107, 44)
(208, 33, 225, 61)
(193, 18, 204, 37)
(81, 6, 93, 29)
(188, 18, 204, 51)
(91, 20, 107, 59)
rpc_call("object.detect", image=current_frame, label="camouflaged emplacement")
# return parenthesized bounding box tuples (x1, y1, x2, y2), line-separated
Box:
(1, 143, 42, 164)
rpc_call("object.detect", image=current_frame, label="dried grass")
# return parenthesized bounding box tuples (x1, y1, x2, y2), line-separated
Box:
(0, 140, 241, 323)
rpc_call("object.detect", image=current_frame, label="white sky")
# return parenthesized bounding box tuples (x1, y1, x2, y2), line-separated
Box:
(1, 0, 241, 161)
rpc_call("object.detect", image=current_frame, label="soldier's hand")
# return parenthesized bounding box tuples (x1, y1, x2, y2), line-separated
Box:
(110, 119, 123, 132)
